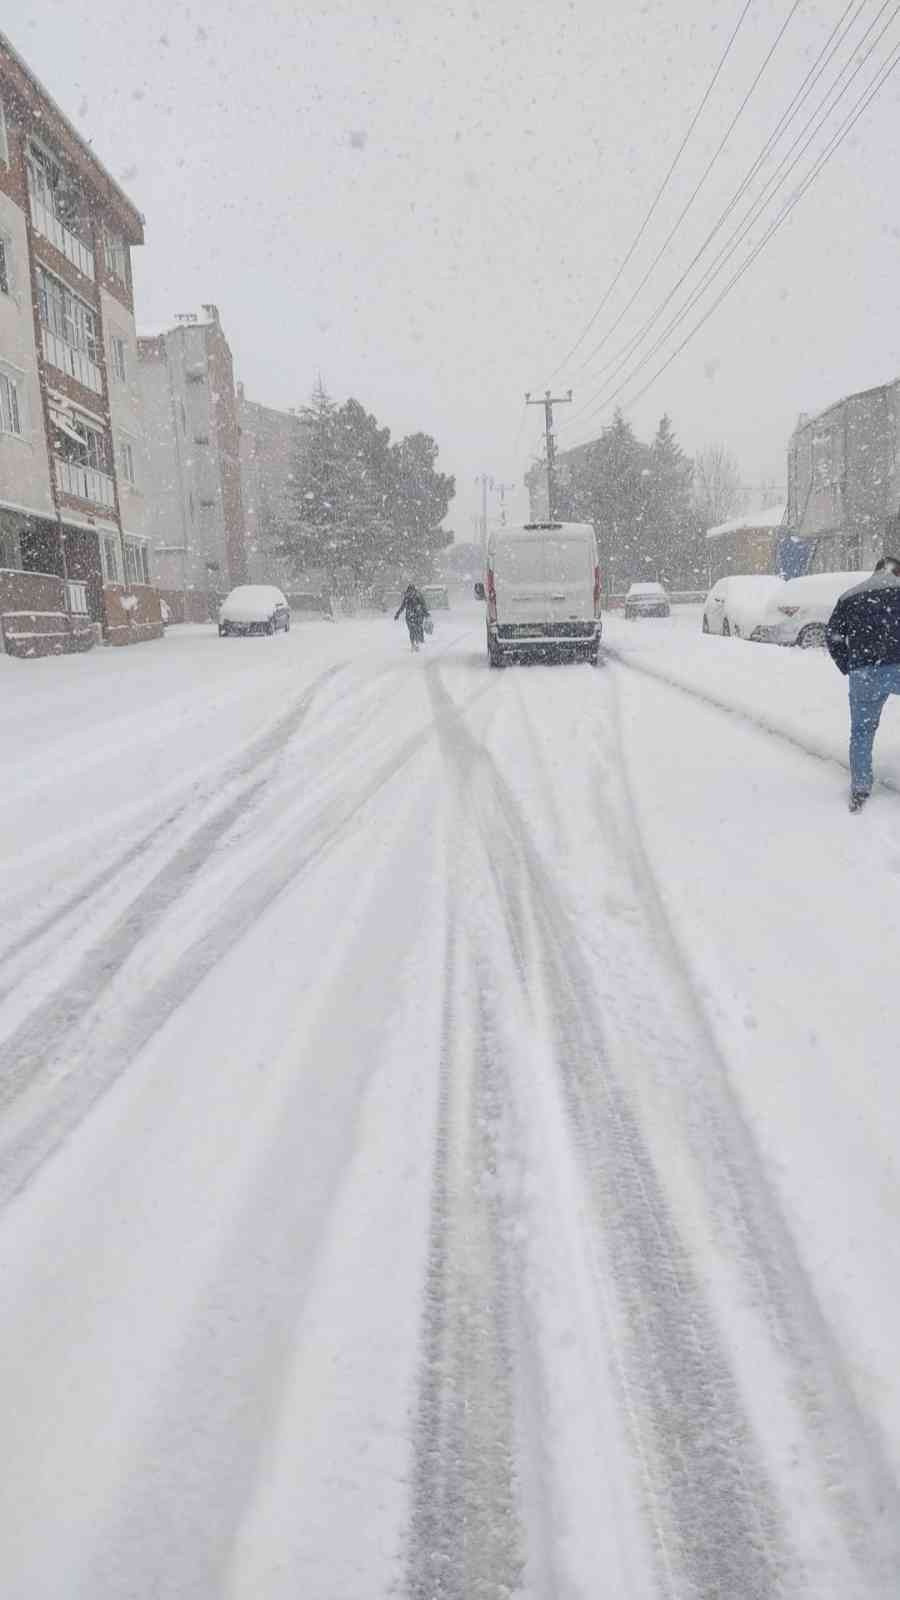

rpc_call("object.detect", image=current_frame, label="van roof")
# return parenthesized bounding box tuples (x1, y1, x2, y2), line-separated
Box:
(489, 521, 595, 541)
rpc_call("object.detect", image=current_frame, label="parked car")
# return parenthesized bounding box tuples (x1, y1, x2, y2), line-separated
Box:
(219, 584, 291, 637)
(474, 521, 601, 666)
(624, 581, 670, 618)
(702, 575, 784, 638)
(422, 584, 450, 610)
(752, 570, 863, 648)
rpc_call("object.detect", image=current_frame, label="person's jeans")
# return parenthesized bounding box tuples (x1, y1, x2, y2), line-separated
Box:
(848, 663, 900, 792)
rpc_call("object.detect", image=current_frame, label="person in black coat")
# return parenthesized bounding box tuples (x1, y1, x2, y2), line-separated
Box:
(394, 583, 430, 651)
(825, 555, 900, 811)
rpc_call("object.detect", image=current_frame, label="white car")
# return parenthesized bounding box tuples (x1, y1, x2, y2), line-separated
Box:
(752, 570, 864, 648)
(219, 584, 291, 637)
(702, 575, 784, 638)
(624, 581, 670, 618)
(475, 521, 601, 666)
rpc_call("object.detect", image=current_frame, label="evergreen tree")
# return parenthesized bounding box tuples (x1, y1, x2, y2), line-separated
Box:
(641, 415, 693, 585)
(279, 383, 454, 589)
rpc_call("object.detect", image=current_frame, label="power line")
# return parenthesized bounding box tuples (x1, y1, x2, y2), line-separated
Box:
(561, 0, 870, 426)
(565, 35, 900, 446)
(567, 0, 804, 386)
(541, 0, 755, 383)
(567, 5, 899, 431)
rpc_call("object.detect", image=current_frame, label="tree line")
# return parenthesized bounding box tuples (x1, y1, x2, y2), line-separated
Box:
(542, 411, 767, 592)
(277, 382, 455, 590)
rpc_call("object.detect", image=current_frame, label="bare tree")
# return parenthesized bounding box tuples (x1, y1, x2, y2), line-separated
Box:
(693, 444, 745, 529)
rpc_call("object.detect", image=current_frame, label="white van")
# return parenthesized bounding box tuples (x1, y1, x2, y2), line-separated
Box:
(475, 521, 602, 666)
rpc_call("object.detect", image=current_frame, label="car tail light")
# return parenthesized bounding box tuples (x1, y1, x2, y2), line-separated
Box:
(593, 565, 601, 616)
(486, 568, 497, 622)
(778, 605, 800, 617)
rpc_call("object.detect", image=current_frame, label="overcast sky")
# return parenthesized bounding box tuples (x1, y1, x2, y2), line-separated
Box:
(16, 0, 900, 537)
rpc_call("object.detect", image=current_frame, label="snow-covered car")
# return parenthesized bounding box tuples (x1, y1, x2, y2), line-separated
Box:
(422, 584, 450, 609)
(624, 581, 670, 618)
(702, 575, 784, 638)
(752, 570, 863, 648)
(218, 585, 291, 637)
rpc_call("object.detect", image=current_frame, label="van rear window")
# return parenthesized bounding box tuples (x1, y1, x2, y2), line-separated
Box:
(493, 542, 545, 582)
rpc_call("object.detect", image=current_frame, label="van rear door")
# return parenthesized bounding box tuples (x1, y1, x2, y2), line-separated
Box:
(491, 535, 548, 627)
(544, 531, 595, 622)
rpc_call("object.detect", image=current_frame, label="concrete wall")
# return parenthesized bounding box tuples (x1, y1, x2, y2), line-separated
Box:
(238, 391, 305, 585)
(101, 285, 150, 551)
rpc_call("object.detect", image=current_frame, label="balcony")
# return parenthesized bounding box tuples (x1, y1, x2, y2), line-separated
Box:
(54, 456, 116, 509)
(29, 194, 95, 280)
(41, 328, 102, 395)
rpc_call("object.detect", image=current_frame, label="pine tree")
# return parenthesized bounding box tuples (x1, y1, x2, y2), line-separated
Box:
(642, 415, 693, 585)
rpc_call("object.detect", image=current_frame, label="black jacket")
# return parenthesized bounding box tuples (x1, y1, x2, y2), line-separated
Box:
(395, 587, 429, 624)
(826, 573, 900, 675)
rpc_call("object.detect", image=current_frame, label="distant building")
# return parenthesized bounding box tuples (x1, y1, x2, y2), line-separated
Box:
(138, 307, 247, 617)
(787, 381, 900, 573)
(705, 504, 787, 581)
(237, 385, 306, 586)
(0, 31, 159, 655)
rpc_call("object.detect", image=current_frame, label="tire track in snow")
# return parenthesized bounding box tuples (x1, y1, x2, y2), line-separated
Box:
(452, 653, 900, 1594)
(602, 643, 900, 798)
(600, 661, 900, 1593)
(424, 658, 796, 1597)
(406, 867, 524, 1597)
(0, 672, 495, 1208)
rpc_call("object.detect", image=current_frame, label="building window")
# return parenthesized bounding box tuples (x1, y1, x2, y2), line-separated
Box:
(36, 265, 102, 392)
(111, 336, 127, 383)
(0, 97, 8, 168)
(0, 235, 10, 295)
(124, 537, 150, 585)
(119, 437, 136, 486)
(0, 372, 22, 437)
(103, 228, 127, 282)
(100, 534, 122, 583)
(26, 141, 95, 278)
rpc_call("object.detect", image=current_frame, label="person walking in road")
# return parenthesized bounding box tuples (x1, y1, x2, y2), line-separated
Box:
(394, 582, 430, 652)
(826, 555, 900, 812)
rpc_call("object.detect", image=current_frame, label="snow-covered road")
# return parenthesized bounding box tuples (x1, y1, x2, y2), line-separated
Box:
(2, 607, 899, 1598)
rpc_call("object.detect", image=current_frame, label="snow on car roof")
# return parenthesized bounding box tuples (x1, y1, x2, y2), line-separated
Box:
(705, 504, 787, 541)
(780, 570, 865, 599)
(225, 585, 285, 602)
(627, 582, 667, 593)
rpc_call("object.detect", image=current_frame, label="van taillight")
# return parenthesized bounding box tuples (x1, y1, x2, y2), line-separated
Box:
(487, 568, 497, 621)
(593, 565, 601, 616)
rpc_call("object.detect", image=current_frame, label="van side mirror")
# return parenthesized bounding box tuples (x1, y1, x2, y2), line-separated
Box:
(474, 582, 485, 600)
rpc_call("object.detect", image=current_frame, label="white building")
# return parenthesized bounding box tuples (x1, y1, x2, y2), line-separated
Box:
(138, 309, 248, 617)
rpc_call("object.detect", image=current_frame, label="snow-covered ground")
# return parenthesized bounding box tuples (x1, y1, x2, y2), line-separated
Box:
(1, 605, 899, 1597)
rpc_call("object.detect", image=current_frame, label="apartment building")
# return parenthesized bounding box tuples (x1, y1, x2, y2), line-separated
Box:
(787, 380, 900, 573)
(138, 308, 248, 618)
(0, 32, 159, 655)
(237, 384, 306, 586)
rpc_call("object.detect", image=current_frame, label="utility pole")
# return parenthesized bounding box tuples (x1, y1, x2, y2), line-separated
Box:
(525, 389, 572, 520)
(493, 481, 517, 527)
(475, 474, 494, 549)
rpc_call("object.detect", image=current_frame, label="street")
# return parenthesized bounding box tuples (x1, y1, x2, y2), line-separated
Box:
(2, 605, 900, 1598)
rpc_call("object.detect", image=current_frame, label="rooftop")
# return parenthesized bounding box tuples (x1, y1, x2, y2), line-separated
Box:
(706, 504, 787, 542)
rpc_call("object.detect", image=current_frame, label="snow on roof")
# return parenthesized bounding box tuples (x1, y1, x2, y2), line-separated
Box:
(705, 504, 787, 541)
